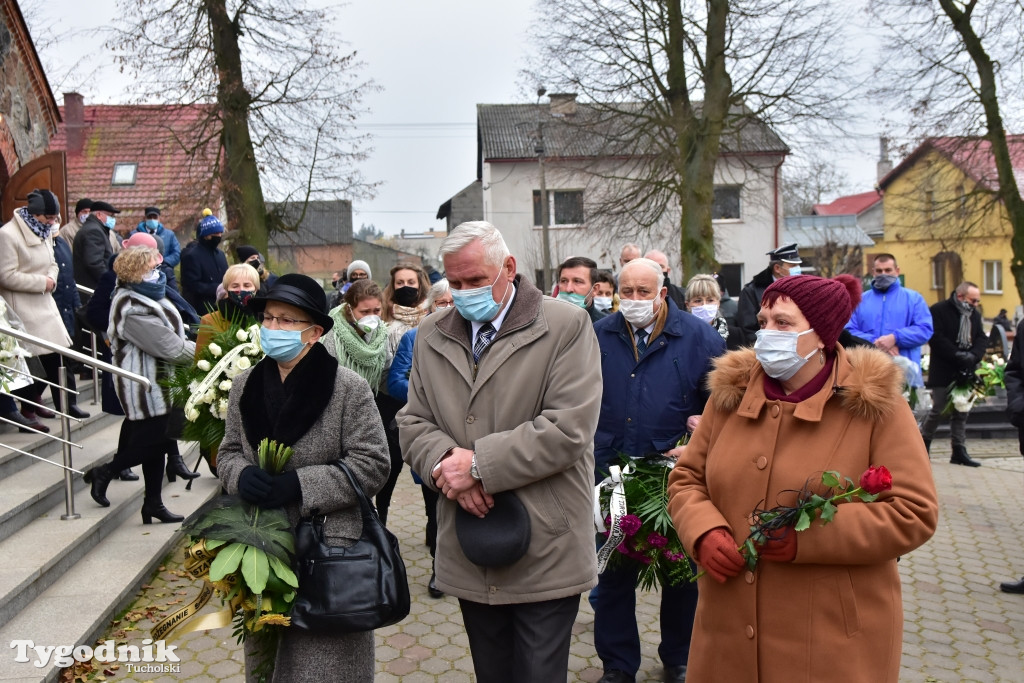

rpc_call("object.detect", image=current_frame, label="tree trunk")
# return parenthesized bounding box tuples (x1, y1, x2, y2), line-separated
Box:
(205, 0, 269, 254)
(939, 0, 1024, 302)
(666, 0, 731, 278)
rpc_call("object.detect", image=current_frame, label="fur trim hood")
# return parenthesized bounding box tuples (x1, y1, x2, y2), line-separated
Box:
(708, 345, 904, 423)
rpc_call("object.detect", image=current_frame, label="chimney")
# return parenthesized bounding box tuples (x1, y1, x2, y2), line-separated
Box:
(877, 136, 893, 181)
(548, 93, 577, 116)
(63, 92, 85, 156)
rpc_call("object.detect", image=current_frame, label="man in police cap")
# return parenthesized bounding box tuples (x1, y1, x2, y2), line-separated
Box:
(735, 243, 802, 345)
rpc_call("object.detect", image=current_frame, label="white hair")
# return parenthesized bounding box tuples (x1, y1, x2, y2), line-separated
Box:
(621, 257, 664, 282)
(426, 278, 450, 308)
(440, 221, 510, 267)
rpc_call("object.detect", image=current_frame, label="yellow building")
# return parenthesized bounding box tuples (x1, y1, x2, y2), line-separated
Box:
(874, 136, 1020, 317)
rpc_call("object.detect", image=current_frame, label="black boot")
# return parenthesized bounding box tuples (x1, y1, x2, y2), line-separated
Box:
(83, 464, 114, 507)
(67, 405, 90, 420)
(141, 498, 184, 525)
(166, 453, 200, 482)
(922, 437, 931, 454)
(950, 445, 981, 467)
(999, 576, 1024, 594)
(119, 468, 139, 481)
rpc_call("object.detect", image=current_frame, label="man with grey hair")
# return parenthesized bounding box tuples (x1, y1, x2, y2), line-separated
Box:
(398, 221, 602, 682)
(919, 281, 988, 466)
(644, 249, 687, 311)
(591, 257, 724, 683)
(616, 243, 642, 284)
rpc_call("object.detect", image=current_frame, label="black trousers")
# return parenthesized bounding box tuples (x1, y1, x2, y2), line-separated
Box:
(459, 595, 580, 683)
(110, 415, 171, 501)
(14, 353, 79, 408)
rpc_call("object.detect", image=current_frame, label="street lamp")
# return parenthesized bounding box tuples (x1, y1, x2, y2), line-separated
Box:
(536, 86, 552, 292)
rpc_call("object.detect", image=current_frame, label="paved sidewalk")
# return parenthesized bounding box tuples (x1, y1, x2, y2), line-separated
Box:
(79, 440, 1024, 682)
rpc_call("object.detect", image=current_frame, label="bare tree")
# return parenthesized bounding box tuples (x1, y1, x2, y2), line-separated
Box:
(524, 0, 857, 277)
(783, 158, 852, 217)
(871, 0, 1024, 300)
(109, 0, 377, 252)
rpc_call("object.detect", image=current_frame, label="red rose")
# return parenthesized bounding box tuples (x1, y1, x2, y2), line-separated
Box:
(859, 465, 893, 495)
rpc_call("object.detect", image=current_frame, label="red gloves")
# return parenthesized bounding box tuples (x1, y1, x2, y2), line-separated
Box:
(757, 526, 798, 563)
(695, 527, 745, 583)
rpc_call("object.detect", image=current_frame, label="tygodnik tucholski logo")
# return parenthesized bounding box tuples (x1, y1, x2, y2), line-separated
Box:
(10, 639, 181, 673)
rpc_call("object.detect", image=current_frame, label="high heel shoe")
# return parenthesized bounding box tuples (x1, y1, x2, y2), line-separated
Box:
(166, 453, 200, 482)
(83, 464, 113, 507)
(141, 499, 184, 525)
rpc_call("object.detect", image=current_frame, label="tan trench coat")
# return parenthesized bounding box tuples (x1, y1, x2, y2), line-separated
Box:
(0, 212, 71, 355)
(397, 275, 603, 604)
(668, 345, 938, 683)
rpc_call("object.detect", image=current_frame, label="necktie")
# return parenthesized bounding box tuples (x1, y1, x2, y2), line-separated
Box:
(635, 328, 648, 356)
(473, 323, 496, 363)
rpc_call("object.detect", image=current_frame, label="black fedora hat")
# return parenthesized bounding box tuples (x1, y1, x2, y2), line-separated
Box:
(249, 273, 333, 333)
(455, 490, 531, 567)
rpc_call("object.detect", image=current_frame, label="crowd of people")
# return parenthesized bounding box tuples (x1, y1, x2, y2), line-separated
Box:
(6, 197, 1021, 681)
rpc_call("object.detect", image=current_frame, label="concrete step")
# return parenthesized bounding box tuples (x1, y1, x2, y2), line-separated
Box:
(0, 452, 220, 683)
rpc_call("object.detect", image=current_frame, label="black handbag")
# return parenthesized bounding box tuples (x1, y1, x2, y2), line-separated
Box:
(289, 459, 410, 632)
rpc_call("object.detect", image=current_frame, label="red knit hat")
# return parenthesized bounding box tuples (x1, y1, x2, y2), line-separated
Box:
(762, 274, 862, 350)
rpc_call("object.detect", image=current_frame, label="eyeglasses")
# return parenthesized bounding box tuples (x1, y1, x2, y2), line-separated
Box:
(434, 301, 454, 309)
(256, 312, 311, 328)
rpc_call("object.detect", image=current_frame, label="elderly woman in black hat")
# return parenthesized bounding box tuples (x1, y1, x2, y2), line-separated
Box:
(216, 273, 391, 683)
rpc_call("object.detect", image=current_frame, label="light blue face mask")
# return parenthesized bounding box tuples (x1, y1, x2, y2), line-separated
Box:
(105, 216, 117, 230)
(787, 265, 803, 277)
(557, 291, 588, 308)
(260, 326, 311, 362)
(451, 267, 509, 322)
(145, 219, 159, 231)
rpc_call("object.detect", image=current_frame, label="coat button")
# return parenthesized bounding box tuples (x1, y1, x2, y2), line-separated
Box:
(489, 585, 498, 594)
(745, 571, 755, 584)
(627, 417, 632, 422)
(466, 415, 475, 424)
(771, 404, 780, 418)
(745, 625, 755, 639)
(756, 456, 767, 470)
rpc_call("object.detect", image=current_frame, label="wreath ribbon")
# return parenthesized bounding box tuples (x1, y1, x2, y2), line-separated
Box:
(185, 325, 261, 418)
(151, 539, 242, 641)
(594, 462, 633, 573)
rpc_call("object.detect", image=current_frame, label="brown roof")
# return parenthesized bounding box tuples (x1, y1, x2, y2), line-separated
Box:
(48, 99, 222, 236)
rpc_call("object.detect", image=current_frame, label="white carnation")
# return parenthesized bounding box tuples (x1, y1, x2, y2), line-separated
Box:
(208, 343, 222, 357)
(219, 379, 232, 392)
(236, 356, 252, 370)
(188, 381, 200, 394)
(218, 398, 229, 419)
(224, 365, 239, 379)
(186, 407, 201, 422)
(236, 330, 249, 342)
(197, 359, 211, 372)
(204, 389, 217, 404)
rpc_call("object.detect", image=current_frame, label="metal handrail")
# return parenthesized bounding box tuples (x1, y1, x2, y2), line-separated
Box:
(0, 323, 153, 520)
(0, 325, 150, 388)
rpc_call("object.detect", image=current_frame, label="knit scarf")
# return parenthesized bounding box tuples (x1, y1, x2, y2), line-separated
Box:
(953, 294, 973, 349)
(17, 208, 50, 240)
(329, 304, 388, 389)
(391, 303, 427, 327)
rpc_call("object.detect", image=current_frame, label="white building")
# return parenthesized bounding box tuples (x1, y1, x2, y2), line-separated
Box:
(439, 94, 790, 296)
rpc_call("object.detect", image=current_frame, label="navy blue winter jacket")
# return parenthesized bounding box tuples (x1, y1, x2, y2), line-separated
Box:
(593, 298, 725, 477)
(52, 235, 80, 336)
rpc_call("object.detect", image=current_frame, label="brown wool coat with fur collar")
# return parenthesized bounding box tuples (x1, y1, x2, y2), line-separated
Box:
(668, 345, 938, 683)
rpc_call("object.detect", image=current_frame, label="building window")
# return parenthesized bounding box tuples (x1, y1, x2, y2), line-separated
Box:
(931, 258, 945, 291)
(712, 186, 741, 220)
(111, 163, 138, 186)
(983, 260, 1003, 294)
(533, 190, 585, 226)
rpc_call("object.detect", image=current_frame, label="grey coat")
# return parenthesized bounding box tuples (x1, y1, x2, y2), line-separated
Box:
(217, 349, 391, 683)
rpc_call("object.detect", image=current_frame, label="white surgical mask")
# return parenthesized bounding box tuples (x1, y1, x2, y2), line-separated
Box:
(619, 297, 657, 327)
(357, 314, 381, 334)
(593, 296, 613, 312)
(754, 328, 817, 380)
(690, 304, 719, 323)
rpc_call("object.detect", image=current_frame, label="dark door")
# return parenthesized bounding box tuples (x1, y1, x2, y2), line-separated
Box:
(0, 150, 67, 222)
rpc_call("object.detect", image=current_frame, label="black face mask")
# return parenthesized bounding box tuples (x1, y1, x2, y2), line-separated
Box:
(228, 290, 254, 308)
(663, 273, 671, 287)
(393, 285, 420, 307)
(206, 235, 223, 248)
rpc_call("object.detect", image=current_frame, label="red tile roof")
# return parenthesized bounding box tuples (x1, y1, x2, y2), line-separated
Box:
(48, 102, 222, 237)
(812, 190, 882, 216)
(878, 135, 1024, 192)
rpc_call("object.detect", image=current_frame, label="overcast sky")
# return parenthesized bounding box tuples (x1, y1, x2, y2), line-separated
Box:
(29, 0, 880, 236)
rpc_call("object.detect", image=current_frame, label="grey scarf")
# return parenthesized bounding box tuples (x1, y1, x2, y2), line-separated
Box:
(953, 295, 973, 349)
